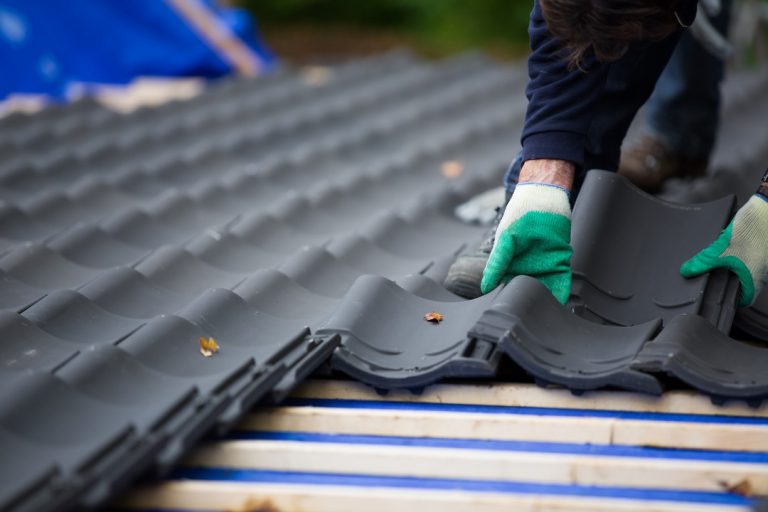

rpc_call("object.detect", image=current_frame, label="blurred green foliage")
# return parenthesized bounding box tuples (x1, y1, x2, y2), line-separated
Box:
(239, 0, 532, 56)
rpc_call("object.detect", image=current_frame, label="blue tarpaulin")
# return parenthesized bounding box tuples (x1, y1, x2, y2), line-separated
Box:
(0, 0, 275, 101)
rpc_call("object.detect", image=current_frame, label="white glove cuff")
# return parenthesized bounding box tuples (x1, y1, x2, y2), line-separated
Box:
(496, 182, 572, 235)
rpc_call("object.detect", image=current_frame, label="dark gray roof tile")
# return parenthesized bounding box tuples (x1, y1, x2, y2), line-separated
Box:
(471, 276, 663, 394)
(0, 371, 140, 482)
(101, 209, 188, 249)
(277, 246, 369, 298)
(185, 231, 286, 273)
(117, 314, 260, 390)
(0, 270, 48, 312)
(0, 312, 79, 373)
(47, 224, 149, 268)
(132, 246, 247, 296)
(0, 428, 70, 512)
(233, 269, 339, 322)
(363, 211, 468, 259)
(0, 205, 57, 244)
(75, 267, 188, 319)
(326, 275, 503, 390)
(635, 314, 768, 404)
(396, 274, 464, 302)
(54, 345, 198, 436)
(570, 171, 737, 328)
(0, 244, 99, 291)
(177, 288, 308, 350)
(22, 290, 144, 345)
(326, 235, 433, 277)
(229, 212, 327, 253)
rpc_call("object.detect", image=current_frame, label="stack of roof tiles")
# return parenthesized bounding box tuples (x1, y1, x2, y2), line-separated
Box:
(1, 51, 767, 511)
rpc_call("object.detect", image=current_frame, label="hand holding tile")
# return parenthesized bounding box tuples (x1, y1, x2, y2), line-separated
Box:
(480, 182, 572, 304)
(681, 194, 768, 306)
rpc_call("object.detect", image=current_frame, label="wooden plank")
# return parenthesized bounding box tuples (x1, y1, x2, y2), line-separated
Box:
(239, 406, 768, 452)
(120, 481, 749, 512)
(186, 440, 768, 494)
(166, 0, 262, 76)
(291, 380, 768, 418)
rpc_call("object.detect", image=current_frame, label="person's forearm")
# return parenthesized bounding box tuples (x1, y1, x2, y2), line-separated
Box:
(520, 1, 608, 171)
(519, 159, 576, 192)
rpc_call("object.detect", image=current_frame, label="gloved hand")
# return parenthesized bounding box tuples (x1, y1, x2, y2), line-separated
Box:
(681, 194, 768, 307)
(480, 182, 573, 304)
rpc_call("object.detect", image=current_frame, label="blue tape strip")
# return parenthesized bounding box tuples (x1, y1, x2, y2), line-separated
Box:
(285, 398, 768, 425)
(226, 430, 768, 464)
(170, 467, 753, 506)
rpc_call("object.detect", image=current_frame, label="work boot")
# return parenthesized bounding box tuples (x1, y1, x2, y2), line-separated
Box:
(443, 206, 503, 299)
(618, 133, 708, 193)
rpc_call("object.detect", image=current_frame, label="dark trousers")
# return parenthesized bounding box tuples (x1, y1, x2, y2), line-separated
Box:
(646, 1, 731, 159)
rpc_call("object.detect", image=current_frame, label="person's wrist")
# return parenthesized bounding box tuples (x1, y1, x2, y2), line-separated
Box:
(519, 159, 575, 192)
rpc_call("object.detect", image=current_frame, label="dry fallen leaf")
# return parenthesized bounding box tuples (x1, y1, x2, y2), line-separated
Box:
(719, 479, 753, 497)
(424, 311, 444, 324)
(199, 336, 220, 357)
(226, 497, 280, 512)
(441, 160, 464, 179)
(301, 66, 334, 87)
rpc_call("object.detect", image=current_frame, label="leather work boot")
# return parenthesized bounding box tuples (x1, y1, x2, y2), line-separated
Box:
(443, 207, 503, 299)
(618, 133, 709, 193)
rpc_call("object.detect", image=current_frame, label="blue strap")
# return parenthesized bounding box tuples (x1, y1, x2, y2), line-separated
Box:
(170, 467, 753, 506)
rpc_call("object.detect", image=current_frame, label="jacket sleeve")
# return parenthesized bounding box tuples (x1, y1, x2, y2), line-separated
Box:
(520, 0, 609, 168)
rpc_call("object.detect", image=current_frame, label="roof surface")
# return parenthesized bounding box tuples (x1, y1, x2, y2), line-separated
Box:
(0, 51, 767, 511)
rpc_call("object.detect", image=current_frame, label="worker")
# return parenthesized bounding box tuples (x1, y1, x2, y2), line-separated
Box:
(445, 0, 768, 308)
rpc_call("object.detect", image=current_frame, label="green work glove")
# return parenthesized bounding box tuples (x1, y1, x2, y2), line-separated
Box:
(480, 182, 573, 304)
(681, 194, 768, 307)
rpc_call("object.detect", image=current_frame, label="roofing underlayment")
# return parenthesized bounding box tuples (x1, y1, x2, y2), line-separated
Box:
(1, 51, 768, 511)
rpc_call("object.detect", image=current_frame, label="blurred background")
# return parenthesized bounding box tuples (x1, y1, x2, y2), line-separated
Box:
(243, 0, 532, 62)
(0, 0, 766, 112)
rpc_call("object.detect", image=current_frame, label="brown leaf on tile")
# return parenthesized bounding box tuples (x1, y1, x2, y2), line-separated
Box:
(199, 336, 220, 357)
(441, 160, 464, 179)
(226, 497, 280, 512)
(301, 66, 334, 87)
(424, 311, 444, 324)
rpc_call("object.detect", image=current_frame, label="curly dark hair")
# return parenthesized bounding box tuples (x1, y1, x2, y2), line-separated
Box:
(539, 0, 682, 69)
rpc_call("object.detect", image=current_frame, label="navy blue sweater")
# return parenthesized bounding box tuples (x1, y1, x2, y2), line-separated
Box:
(521, 0, 698, 167)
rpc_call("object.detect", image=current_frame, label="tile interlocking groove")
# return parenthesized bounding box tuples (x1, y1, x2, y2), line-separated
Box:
(634, 314, 768, 404)
(0, 52, 767, 512)
(470, 276, 663, 395)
